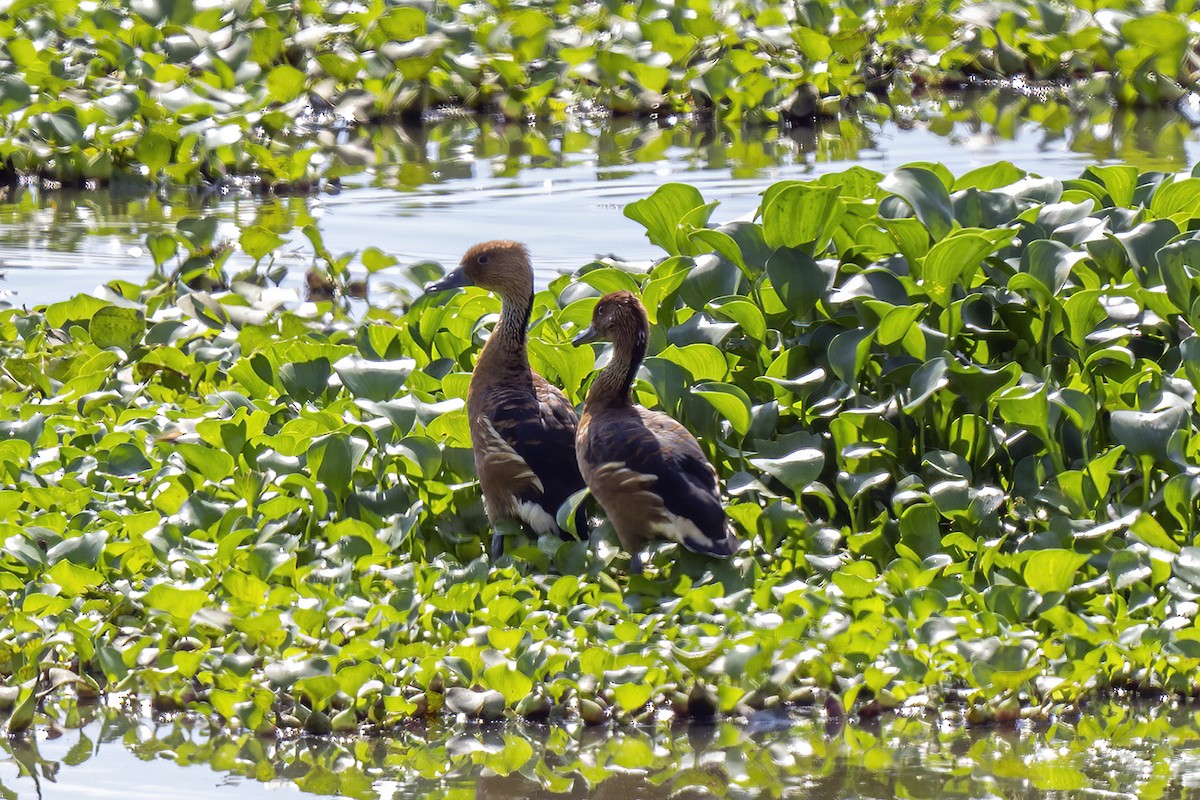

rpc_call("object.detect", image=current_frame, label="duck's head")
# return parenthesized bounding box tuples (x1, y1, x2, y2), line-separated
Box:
(572, 290, 649, 347)
(424, 240, 533, 300)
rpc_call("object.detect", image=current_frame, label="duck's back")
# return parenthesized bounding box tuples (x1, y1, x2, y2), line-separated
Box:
(578, 404, 735, 556)
(468, 370, 584, 536)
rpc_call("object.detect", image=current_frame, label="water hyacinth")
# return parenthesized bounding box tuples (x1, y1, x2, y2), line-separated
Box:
(4, 159, 1200, 737)
(0, 0, 1196, 188)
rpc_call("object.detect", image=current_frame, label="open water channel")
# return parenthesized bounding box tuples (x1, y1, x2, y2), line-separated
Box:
(4, 88, 1200, 797)
(2, 89, 1199, 305)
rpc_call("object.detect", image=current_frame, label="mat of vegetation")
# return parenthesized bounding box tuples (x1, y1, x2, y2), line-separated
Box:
(5, 158, 1200, 737)
(1, 0, 1197, 188)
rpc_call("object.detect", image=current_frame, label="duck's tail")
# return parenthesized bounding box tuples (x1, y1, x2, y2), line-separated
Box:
(685, 526, 741, 559)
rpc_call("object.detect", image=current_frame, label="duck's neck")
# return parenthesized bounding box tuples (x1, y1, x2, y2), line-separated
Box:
(586, 329, 647, 408)
(477, 290, 533, 374)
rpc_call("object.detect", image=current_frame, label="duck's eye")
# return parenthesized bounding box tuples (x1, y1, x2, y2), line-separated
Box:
(477, 254, 490, 265)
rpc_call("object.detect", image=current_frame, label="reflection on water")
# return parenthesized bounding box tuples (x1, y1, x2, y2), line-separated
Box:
(1, 87, 1199, 305)
(2, 700, 1200, 798)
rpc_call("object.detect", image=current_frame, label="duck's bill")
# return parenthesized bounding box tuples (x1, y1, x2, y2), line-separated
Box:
(424, 268, 468, 294)
(571, 325, 600, 346)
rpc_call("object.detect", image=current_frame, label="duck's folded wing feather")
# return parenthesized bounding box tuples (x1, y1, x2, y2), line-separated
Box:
(584, 408, 731, 553)
(480, 377, 583, 514)
(475, 415, 545, 495)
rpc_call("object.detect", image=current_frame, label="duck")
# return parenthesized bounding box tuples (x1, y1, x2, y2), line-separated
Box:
(572, 290, 740, 574)
(424, 240, 586, 558)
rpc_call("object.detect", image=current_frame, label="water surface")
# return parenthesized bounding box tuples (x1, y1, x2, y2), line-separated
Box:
(2, 89, 1198, 305)
(2, 700, 1197, 798)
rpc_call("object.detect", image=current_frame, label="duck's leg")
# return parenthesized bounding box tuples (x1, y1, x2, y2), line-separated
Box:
(491, 527, 504, 560)
(490, 518, 519, 560)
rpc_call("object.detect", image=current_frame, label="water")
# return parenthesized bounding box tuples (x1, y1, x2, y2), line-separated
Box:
(2, 700, 1199, 798)
(2, 89, 1199, 306)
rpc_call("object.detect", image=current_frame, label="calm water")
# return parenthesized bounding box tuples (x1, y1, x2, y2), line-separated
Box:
(2, 700, 1199, 799)
(2, 90, 1199, 305)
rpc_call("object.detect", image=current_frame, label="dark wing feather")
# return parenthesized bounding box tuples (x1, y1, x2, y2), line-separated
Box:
(483, 375, 585, 534)
(584, 407, 731, 553)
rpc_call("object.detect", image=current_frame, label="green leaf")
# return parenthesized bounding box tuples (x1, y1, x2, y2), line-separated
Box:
(379, 6, 427, 41)
(177, 217, 218, 250)
(173, 442, 235, 482)
(879, 166, 954, 241)
(308, 434, 368, 496)
(751, 441, 825, 494)
(689, 228, 749, 278)
(1022, 549, 1089, 595)
(1130, 511, 1179, 553)
(1122, 13, 1189, 79)
(579, 267, 641, 295)
(1174, 547, 1200, 589)
(827, 327, 875, 384)
(1108, 549, 1151, 591)
(362, 246, 399, 273)
(482, 663, 533, 706)
(143, 583, 207, 621)
(624, 183, 712, 255)
(1018, 239, 1084, 301)
(0, 75, 31, 114)
(2, 681, 36, 736)
(46, 295, 111, 329)
(279, 358, 332, 402)
(47, 532, 106, 567)
(922, 232, 1005, 306)
(35, 111, 85, 145)
(46, 560, 104, 596)
(1084, 165, 1138, 207)
(905, 357, 948, 413)
(98, 90, 140, 123)
(833, 561, 878, 599)
(294, 675, 341, 708)
(877, 303, 925, 346)
(995, 382, 1053, 445)
(555, 487, 590, 539)
(240, 226, 286, 262)
(761, 182, 844, 252)
(135, 131, 171, 175)
(333, 355, 415, 401)
(487, 735, 535, 776)
(146, 233, 178, 269)
(104, 443, 152, 476)
(953, 161, 1026, 191)
(708, 296, 766, 341)
(655, 343, 728, 382)
(678, 255, 741, 311)
(90, 306, 145, 350)
(1111, 406, 1187, 462)
(765, 247, 831, 319)
(612, 681, 654, 711)
(1151, 178, 1200, 222)
(265, 64, 307, 103)
(694, 381, 752, 436)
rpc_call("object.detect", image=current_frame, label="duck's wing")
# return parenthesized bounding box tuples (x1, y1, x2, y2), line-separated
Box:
(476, 375, 584, 533)
(582, 407, 736, 556)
